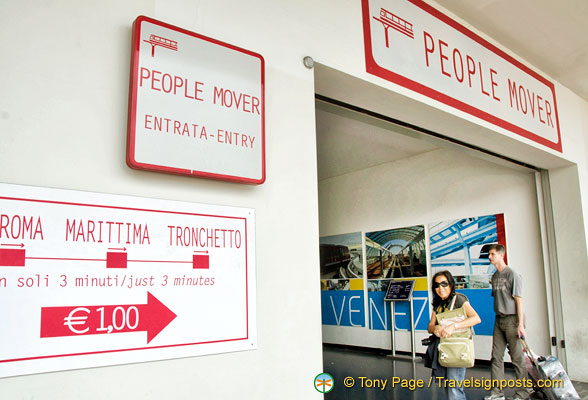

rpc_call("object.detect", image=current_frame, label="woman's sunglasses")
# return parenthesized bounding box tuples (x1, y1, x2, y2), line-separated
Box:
(433, 281, 450, 289)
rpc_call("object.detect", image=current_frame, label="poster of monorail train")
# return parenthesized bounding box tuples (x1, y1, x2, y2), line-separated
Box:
(320, 232, 365, 327)
(428, 213, 506, 335)
(365, 226, 429, 331)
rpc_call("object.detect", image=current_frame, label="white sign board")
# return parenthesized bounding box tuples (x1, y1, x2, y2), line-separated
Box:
(362, 0, 562, 152)
(0, 183, 256, 377)
(127, 16, 265, 184)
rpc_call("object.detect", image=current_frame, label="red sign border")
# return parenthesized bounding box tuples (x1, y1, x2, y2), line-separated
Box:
(362, 0, 562, 153)
(0, 194, 251, 364)
(127, 16, 266, 184)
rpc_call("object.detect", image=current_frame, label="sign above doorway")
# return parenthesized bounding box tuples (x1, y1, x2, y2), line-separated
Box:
(362, 0, 562, 152)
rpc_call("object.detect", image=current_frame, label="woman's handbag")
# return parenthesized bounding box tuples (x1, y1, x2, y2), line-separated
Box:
(435, 295, 475, 368)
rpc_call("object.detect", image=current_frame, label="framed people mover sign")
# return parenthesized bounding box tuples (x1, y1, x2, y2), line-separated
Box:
(127, 16, 265, 184)
(362, 0, 562, 152)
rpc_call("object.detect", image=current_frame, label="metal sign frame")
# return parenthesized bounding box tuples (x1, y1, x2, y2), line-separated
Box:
(384, 280, 416, 360)
(127, 16, 266, 184)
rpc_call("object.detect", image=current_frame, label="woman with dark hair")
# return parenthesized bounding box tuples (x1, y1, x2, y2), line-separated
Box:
(428, 270, 481, 400)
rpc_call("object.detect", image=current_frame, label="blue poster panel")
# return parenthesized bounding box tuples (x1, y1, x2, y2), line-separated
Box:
(428, 214, 506, 335)
(321, 290, 366, 327)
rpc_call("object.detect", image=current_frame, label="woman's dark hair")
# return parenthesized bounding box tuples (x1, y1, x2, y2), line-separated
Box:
(431, 270, 456, 308)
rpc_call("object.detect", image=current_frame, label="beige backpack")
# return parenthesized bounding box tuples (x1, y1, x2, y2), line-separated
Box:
(436, 295, 475, 368)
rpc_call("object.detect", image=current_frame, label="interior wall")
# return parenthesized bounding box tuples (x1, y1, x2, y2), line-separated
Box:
(319, 146, 550, 358)
(0, 1, 323, 398)
(547, 84, 588, 381)
(549, 165, 588, 381)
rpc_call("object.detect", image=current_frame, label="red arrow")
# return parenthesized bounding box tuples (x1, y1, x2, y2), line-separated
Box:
(40, 292, 177, 344)
(1, 243, 24, 248)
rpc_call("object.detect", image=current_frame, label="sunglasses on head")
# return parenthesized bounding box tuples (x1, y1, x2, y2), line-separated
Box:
(433, 281, 450, 289)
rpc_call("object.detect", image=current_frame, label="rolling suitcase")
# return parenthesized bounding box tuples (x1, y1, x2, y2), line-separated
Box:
(520, 337, 580, 400)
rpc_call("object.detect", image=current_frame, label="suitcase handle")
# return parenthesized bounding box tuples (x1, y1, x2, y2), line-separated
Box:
(520, 336, 529, 352)
(520, 337, 546, 363)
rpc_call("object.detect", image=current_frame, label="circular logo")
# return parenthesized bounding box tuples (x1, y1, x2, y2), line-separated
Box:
(314, 373, 334, 393)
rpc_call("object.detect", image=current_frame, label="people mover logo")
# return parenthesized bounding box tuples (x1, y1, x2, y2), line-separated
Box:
(373, 8, 414, 47)
(144, 34, 178, 57)
(314, 373, 334, 393)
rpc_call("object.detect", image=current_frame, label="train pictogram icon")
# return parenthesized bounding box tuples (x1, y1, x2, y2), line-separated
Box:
(144, 34, 178, 57)
(373, 8, 414, 47)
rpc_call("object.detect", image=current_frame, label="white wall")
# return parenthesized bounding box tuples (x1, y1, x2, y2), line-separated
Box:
(319, 148, 550, 359)
(549, 165, 588, 381)
(546, 85, 588, 381)
(0, 0, 323, 398)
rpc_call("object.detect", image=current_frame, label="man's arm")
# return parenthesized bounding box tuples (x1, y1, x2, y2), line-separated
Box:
(514, 296, 526, 338)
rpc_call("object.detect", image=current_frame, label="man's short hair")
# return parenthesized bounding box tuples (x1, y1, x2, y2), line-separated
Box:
(488, 243, 505, 254)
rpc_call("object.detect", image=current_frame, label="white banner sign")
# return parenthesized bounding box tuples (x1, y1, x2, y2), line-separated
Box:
(362, 0, 562, 152)
(0, 183, 256, 377)
(127, 16, 265, 184)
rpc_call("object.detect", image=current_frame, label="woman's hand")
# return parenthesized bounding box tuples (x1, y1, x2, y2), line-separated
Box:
(433, 325, 442, 337)
(440, 323, 456, 338)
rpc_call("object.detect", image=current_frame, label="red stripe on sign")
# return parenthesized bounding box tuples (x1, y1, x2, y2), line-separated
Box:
(0, 248, 26, 267)
(106, 252, 128, 269)
(192, 254, 209, 269)
(495, 213, 507, 264)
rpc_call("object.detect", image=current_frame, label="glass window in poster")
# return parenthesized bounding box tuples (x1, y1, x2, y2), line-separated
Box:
(365, 226, 429, 331)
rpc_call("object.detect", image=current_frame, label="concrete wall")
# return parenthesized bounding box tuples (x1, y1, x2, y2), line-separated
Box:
(550, 165, 588, 381)
(547, 84, 588, 381)
(0, 0, 323, 398)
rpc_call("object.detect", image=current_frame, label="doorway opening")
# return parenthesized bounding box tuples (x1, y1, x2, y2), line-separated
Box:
(314, 65, 560, 396)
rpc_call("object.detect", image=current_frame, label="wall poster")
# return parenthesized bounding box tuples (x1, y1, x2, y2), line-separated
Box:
(320, 233, 365, 327)
(365, 225, 429, 331)
(429, 213, 506, 335)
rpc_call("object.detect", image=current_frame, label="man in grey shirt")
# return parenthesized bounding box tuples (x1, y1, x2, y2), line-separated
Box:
(484, 244, 530, 400)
